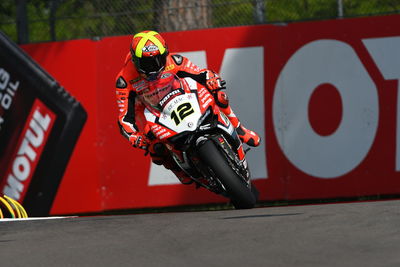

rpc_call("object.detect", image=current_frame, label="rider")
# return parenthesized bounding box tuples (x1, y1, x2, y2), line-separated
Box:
(115, 30, 260, 181)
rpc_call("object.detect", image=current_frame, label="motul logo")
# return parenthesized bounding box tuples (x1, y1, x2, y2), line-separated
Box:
(2, 99, 55, 201)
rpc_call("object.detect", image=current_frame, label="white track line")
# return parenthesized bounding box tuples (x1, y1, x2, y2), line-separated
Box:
(0, 216, 77, 222)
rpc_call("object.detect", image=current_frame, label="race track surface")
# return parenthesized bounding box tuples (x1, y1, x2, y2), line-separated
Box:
(1, 200, 400, 267)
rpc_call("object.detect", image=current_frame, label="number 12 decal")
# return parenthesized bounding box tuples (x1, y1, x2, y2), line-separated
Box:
(171, 102, 194, 125)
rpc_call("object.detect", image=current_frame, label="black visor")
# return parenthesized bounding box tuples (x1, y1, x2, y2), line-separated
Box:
(136, 54, 167, 76)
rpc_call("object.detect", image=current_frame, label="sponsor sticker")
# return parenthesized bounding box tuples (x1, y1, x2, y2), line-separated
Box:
(143, 45, 159, 53)
(165, 64, 175, 71)
(1, 99, 56, 202)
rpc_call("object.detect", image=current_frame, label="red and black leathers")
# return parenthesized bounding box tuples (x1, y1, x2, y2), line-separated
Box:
(115, 53, 261, 149)
(117, 52, 216, 140)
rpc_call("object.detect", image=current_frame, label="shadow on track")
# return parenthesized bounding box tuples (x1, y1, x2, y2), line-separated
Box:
(222, 212, 302, 219)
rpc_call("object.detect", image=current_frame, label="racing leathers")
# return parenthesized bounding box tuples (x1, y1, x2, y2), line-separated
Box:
(115, 52, 260, 182)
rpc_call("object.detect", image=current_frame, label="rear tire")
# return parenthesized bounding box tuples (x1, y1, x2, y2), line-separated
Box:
(198, 140, 256, 209)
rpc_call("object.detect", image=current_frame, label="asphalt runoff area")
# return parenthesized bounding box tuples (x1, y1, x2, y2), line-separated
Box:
(1, 200, 400, 266)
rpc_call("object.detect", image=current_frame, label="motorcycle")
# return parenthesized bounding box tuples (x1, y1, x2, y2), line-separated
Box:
(138, 72, 259, 209)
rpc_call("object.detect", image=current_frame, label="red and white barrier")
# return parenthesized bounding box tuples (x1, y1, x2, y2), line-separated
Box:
(21, 14, 400, 215)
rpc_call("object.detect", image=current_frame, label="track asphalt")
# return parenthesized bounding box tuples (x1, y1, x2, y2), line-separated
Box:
(1, 200, 400, 267)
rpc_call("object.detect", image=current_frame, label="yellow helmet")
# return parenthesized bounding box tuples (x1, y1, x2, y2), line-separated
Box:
(130, 30, 169, 80)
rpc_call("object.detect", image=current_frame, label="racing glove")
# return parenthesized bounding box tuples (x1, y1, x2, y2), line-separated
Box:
(205, 70, 226, 91)
(129, 133, 149, 150)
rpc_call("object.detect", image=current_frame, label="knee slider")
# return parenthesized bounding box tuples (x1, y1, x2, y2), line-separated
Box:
(152, 143, 167, 156)
(149, 143, 168, 165)
(150, 157, 164, 166)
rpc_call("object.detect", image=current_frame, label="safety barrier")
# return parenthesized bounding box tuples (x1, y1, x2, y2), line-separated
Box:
(17, 14, 400, 215)
(0, 195, 28, 219)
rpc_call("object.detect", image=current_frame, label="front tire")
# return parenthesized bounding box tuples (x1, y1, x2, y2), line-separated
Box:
(198, 140, 256, 209)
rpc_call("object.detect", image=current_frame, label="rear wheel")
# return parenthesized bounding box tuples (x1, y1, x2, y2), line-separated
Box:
(198, 139, 256, 209)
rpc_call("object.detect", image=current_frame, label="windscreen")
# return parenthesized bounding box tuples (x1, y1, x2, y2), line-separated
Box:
(139, 72, 182, 109)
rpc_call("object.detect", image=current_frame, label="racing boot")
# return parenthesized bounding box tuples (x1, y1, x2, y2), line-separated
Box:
(214, 91, 261, 147)
(235, 123, 261, 147)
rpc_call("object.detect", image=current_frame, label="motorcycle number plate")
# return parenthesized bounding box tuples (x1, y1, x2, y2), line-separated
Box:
(159, 93, 201, 132)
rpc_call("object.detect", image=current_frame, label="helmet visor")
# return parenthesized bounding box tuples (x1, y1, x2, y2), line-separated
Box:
(136, 54, 166, 77)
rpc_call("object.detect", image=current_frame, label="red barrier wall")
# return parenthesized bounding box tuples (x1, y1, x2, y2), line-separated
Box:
(22, 14, 400, 215)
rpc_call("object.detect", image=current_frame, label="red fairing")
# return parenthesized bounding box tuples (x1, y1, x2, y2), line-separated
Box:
(196, 86, 215, 113)
(148, 121, 177, 140)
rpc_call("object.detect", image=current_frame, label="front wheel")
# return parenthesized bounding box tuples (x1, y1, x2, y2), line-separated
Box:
(197, 139, 256, 209)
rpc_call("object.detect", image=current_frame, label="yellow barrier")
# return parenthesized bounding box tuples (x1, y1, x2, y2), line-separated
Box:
(0, 195, 28, 219)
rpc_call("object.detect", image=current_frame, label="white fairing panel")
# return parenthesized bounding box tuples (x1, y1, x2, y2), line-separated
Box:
(158, 93, 202, 133)
(144, 108, 157, 123)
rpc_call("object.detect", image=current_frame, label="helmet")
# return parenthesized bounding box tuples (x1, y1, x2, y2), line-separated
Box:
(130, 30, 168, 80)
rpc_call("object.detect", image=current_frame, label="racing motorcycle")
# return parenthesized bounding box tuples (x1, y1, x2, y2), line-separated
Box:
(139, 72, 259, 209)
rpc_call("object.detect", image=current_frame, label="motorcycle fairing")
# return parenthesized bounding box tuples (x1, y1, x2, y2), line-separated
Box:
(145, 93, 202, 134)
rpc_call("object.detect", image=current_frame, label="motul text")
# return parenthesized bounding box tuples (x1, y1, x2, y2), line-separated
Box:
(2, 99, 55, 201)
